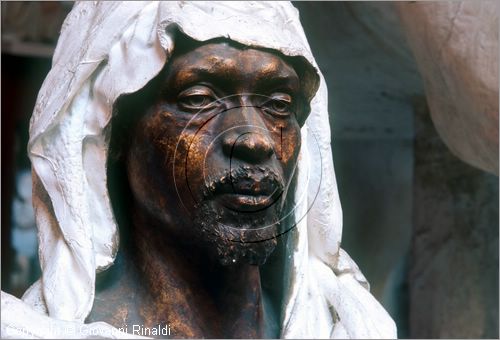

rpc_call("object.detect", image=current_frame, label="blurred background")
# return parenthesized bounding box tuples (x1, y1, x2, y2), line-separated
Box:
(1, 2, 498, 338)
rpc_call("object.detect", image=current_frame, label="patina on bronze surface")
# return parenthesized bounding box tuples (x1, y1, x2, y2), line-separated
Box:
(87, 36, 315, 338)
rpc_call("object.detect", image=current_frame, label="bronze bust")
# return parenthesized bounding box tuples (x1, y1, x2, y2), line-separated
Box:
(86, 36, 316, 338)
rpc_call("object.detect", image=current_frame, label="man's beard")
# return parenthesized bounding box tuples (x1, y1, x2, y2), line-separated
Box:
(193, 202, 279, 266)
(192, 167, 285, 266)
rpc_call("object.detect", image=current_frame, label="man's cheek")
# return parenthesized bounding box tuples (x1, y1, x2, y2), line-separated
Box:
(148, 134, 175, 168)
(278, 131, 301, 164)
(171, 132, 208, 202)
(186, 136, 207, 170)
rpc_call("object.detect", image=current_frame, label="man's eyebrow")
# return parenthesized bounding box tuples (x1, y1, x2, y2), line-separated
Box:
(172, 66, 234, 89)
(171, 63, 300, 91)
(253, 61, 300, 88)
(256, 74, 300, 91)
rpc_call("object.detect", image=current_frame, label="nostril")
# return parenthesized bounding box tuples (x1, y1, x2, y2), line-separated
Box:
(223, 132, 273, 163)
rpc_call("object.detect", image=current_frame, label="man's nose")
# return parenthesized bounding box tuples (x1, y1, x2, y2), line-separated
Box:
(223, 131, 273, 163)
(221, 106, 274, 163)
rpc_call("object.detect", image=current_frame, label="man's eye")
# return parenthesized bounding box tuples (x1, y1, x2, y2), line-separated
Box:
(180, 95, 213, 108)
(264, 93, 293, 116)
(177, 87, 217, 111)
(271, 99, 290, 113)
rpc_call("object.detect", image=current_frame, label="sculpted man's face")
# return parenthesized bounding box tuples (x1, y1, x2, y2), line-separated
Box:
(124, 39, 311, 265)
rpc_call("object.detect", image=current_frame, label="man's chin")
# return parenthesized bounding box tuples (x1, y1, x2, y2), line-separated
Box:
(213, 237, 278, 266)
(193, 200, 280, 266)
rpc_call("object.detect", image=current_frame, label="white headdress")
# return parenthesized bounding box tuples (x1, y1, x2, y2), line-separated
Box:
(2, 2, 396, 338)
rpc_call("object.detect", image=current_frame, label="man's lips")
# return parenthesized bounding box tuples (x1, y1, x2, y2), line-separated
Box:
(217, 192, 282, 212)
(209, 178, 283, 212)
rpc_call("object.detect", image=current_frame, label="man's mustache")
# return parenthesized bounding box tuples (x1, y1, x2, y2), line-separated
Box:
(203, 166, 284, 199)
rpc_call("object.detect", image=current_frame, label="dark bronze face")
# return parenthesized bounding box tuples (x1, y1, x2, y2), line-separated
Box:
(123, 39, 311, 266)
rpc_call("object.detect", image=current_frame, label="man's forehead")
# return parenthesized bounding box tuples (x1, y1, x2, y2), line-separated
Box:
(167, 41, 299, 88)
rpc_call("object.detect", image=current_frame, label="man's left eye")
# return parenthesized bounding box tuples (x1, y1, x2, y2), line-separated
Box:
(264, 93, 293, 116)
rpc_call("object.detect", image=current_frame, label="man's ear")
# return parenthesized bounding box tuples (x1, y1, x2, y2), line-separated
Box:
(108, 94, 135, 163)
(108, 64, 166, 163)
(295, 97, 311, 127)
(286, 55, 318, 128)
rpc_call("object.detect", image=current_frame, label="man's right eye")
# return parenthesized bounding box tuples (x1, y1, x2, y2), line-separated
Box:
(177, 86, 217, 111)
(180, 95, 213, 108)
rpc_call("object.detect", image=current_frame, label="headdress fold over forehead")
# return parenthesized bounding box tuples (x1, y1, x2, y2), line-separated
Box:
(19, 2, 396, 338)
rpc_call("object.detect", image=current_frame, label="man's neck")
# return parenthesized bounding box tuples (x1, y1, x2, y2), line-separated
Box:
(126, 208, 265, 338)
